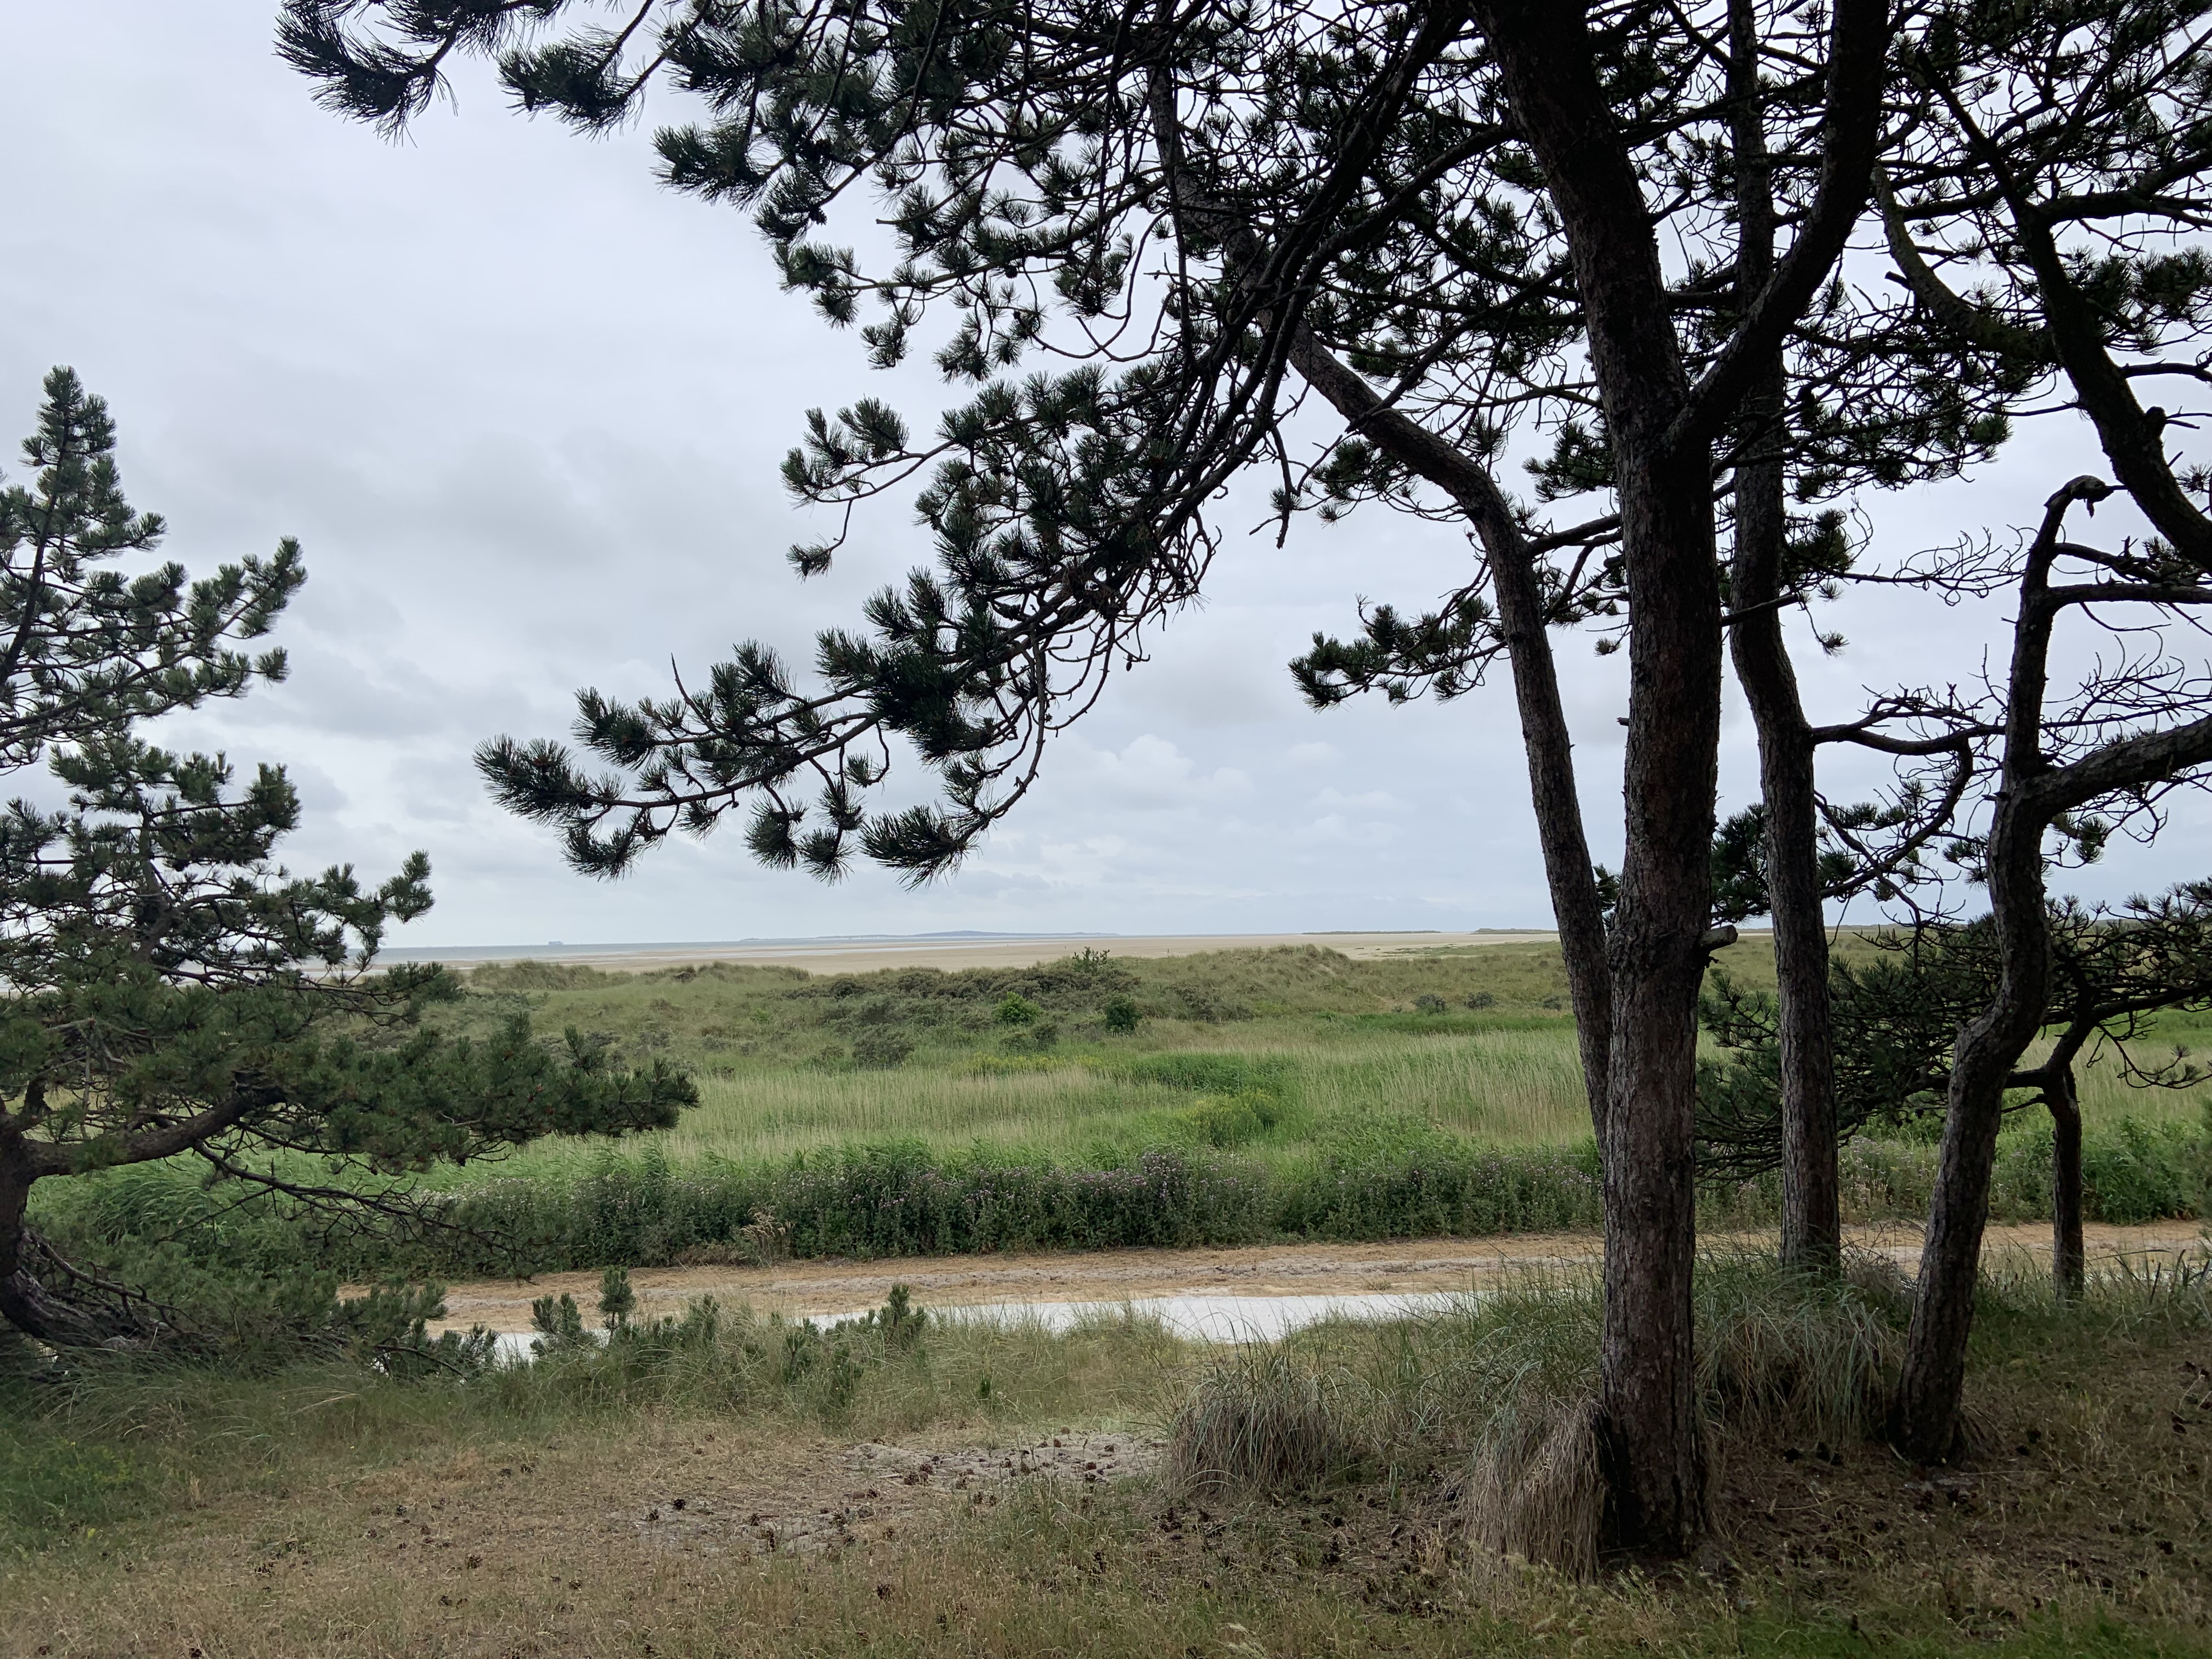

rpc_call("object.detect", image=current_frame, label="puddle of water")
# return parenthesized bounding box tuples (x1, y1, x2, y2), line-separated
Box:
(486, 1289, 1464, 1364)
(912, 1290, 1466, 1341)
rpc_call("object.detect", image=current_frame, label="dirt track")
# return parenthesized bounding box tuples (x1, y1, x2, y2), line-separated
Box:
(386, 928, 1562, 976)
(422, 1220, 2208, 1336)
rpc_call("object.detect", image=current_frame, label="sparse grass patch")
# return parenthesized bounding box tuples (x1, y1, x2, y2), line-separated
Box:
(0, 1291, 1192, 1562)
(11, 1255, 2212, 1656)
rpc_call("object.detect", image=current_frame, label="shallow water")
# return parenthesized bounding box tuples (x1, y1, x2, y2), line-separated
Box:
(487, 1288, 1463, 1363)
(916, 1289, 1464, 1340)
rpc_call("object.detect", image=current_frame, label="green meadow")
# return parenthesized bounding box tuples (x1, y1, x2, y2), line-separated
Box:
(29, 936, 2210, 1284)
(439, 935, 2209, 1181)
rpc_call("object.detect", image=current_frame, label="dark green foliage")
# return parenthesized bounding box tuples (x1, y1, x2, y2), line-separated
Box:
(2075, 1120, 2211, 1227)
(329, 1279, 495, 1378)
(851, 1282, 926, 1348)
(1115, 1053, 1288, 1097)
(0, 372, 697, 1350)
(497, 1125, 1600, 1261)
(530, 1290, 590, 1358)
(1694, 957, 1967, 1177)
(850, 1028, 916, 1068)
(40, 1103, 2210, 1290)
(1101, 995, 1140, 1034)
(1706, 800, 1946, 925)
(280, 1, 2025, 885)
(0, 369, 299, 766)
(1697, 886, 2212, 1178)
(597, 1265, 636, 1331)
(1707, 1123, 2211, 1232)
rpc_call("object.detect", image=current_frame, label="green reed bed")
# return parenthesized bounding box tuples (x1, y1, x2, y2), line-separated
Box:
(22, 945, 2212, 1291)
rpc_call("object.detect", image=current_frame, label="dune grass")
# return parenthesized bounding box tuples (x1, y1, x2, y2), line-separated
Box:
(439, 936, 2207, 1181)
(22, 939, 2210, 1284)
(478, 1022, 1596, 1179)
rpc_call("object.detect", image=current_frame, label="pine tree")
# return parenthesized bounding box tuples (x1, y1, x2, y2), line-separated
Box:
(1699, 887, 2212, 1302)
(0, 369, 697, 1348)
(276, 0, 2211, 1541)
(279, 0, 1906, 1553)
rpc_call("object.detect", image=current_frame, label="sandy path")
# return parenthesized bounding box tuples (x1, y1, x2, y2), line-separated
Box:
(386, 929, 1562, 976)
(420, 1220, 2207, 1336)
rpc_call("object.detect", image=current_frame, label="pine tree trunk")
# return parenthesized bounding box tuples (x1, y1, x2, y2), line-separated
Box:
(0, 1141, 31, 1331)
(1892, 859, 2048, 1461)
(2047, 1064, 2085, 1302)
(1471, 0, 1729, 1553)
(1726, 0, 1841, 1273)
(1489, 535, 1614, 1133)
(1894, 526, 2062, 1463)
(0, 1138, 166, 1347)
(1598, 459, 1722, 1550)
(1730, 512, 1841, 1272)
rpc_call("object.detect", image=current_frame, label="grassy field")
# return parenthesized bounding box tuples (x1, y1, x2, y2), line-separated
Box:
(438, 936, 2210, 1180)
(12, 942, 2212, 1654)
(24, 936, 2211, 1286)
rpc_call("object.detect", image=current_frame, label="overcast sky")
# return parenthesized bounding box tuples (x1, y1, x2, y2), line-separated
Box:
(0, 4, 2200, 949)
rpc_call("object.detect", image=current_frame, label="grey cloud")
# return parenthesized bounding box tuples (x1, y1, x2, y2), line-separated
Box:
(0, 2, 2200, 948)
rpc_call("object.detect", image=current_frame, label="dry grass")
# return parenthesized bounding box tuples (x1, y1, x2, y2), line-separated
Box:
(1165, 1344, 1373, 1498)
(1462, 1393, 1607, 1580)
(13, 1330, 2212, 1657)
(13, 1257, 2212, 1657)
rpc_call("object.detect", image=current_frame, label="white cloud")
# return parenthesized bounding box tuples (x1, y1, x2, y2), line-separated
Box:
(1060, 735, 1254, 812)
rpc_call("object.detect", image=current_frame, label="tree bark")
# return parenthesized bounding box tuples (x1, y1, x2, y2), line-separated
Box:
(1471, 0, 1729, 1552)
(1490, 537, 1616, 1136)
(1892, 799, 2050, 1460)
(1894, 492, 2069, 1463)
(1737, 633, 1841, 1271)
(0, 1139, 32, 1332)
(2046, 1063, 2085, 1302)
(1893, 630, 2212, 1455)
(0, 1135, 170, 1347)
(1597, 466, 1722, 1549)
(1726, 0, 1841, 1273)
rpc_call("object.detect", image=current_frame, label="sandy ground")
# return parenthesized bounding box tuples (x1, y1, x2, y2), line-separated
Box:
(383, 930, 1562, 977)
(420, 1221, 2208, 1337)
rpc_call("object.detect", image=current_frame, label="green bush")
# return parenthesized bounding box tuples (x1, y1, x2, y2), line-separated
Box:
(850, 1029, 916, 1068)
(2082, 1117, 2210, 1224)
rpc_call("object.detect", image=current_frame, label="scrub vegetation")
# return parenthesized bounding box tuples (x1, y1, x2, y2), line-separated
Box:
(26, 941, 2210, 1294)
